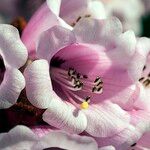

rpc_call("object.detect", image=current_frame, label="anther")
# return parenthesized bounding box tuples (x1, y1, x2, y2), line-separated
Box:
(76, 16, 82, 22)
(96, 81, 103, 86)
(131, 143, 137, 147)
(92, 86, 103, 94)
(85, 14, 91, 18)
(85, 96, 91, 102)
(83, 75, 88, 79)
(94, 77, 101, 83)
(74, 82, 83, 90)
(68, 68, 76, 76)
(77, 73, 81, 79)
(143, 65, 146, 71)
(143, 79, 150, 87)
(139, 77, 144, 82)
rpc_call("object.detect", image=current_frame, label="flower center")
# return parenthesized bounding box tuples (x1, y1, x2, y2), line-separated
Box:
(0, 55, 5, 84)
(50, 59, 103, 109)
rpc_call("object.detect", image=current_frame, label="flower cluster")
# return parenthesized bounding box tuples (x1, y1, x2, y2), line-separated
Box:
(0, 0, 150, 150)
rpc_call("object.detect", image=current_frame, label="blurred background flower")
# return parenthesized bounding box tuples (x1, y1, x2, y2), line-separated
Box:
(0, 0, 45, 23)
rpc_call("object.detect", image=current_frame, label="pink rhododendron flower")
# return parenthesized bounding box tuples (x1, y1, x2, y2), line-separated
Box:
(24, 17, 150, 140)
(0, 125, 115, 150)
(0, 24, 27, 108)
(100, 0, 145, 35)
(21, 0, 106, 58)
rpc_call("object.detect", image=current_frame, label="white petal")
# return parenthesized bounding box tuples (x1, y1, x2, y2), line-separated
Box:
(0, 24, 27, 68)
(73, 17, 122, 48)
(0, 125, 38, 150)
(43, 95, 87, 134)
(0, 68, 25, 108)
(37, 25, 76, 62)
(46, 0, 61, 16)
(33, 130, 98, 150)
(24, 59, 54, 109)
(84, 101, 130, 137)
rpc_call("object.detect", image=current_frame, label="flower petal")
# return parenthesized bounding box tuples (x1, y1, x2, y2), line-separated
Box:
(24, 59, 54, 109)
(96, 125, 141, 150)
(37, 25, 76, 62)
(60, 0, 106, 25)
(47, 0, 61, 16)
(83, 101, 130, 137)
(137, 131, 150, 149)
(21, 3, 59, 58)
(22, 2, 72, 58)
(96, 110, 150, 149)
(0, 24, 27, 68)
(127, 37, 150, 82)
(0, 68, 25, 108)
(109, 30, 136, 65)
(33, 130, 98, 150)
(73, 17, 122, 49)
(0, 125, 37, 150)
(43, 96, 87, 134)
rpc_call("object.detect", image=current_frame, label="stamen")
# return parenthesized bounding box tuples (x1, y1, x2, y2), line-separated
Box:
(143, 79, 150, 87)
(76, 16, 82, 22)
(85, 96, 91, 102)
(92, 86, 103, 94)
(51, 67, 103, 109)
(143, 65, 146, 71)
(94, 77, 102, 83)
(68, 68, 76, 76)
(139, 77, 144, 82)
(131, 143, 137, 147)
(85, 14, 91, 18)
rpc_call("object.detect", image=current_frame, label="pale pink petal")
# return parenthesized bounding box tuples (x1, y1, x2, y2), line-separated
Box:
(133, 83, 150, 111)
(0, 68, 25, 108)
(0, 24, 27, 68)
(43, 96, 87, 134)
(137, 132, 150, 149)
(32, 126, 52, 138)
(73, 17, 122, 49)
(33, 130, 98, 150)
(37, 26, 76, 62)
(83, 101, 130, 137)
(60, 0, 106, 25)
(21, 3, 60, 58)
(108, 30, 136, 67)
(47, 0, 61, 15)
(24, 59, 54, 109)
(96, 125, 141, 150)
(128, 37, 150, 82)
(0, 125, 38, 150)
(95, 110, 150, 149)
